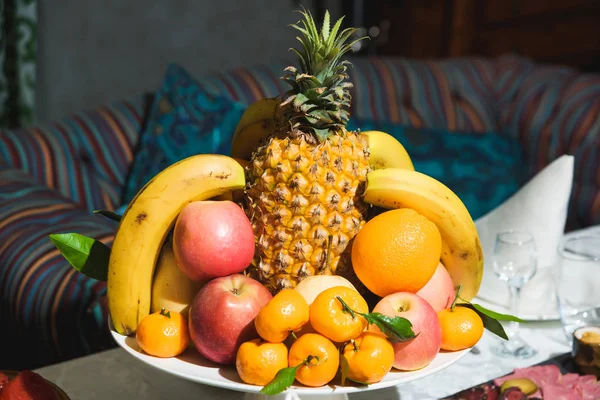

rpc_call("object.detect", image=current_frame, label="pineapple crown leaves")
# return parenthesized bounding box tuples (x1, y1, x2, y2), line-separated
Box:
(281, 8, 368, 142)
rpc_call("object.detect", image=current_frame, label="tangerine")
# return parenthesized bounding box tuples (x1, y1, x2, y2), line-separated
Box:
(351, 208, 442, 297)
(342, 331, 395, 384)
(437, 306, 484, 351)
(288, 333, 339, 387)
(135, 309, 189, 358)
(255, 288, 309, 343)
(235, 339, 289, 386)
(309, 286, 368, 343)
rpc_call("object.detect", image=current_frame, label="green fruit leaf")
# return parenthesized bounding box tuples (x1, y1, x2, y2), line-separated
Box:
(93, 210, 122, 222)
(457, 303, 509, 341)
(336, 296, 416, 343)
(469, 303, 525, 323)
(260, 365, 299, 395)
(49, 233, 110, 281)
(362, 312, 416, 343)
(340, 352, 349, 386)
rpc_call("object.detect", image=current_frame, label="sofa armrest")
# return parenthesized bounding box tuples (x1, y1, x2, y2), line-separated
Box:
(0, 162, 117, 369)
(495, 57, 600, 229)
(0, 95, 151, 212)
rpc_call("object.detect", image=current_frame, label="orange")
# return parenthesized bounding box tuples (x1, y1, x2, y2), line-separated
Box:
(255, 288, 309, 343)
(437, 306, 484, 351)
(309, 286, 368, 343)
(235, 339, 288, 386)
(351, 208, 442, 297)
(135, 309, 189, 358)
(342, 331, 395, 384)
(288, 333, 339, 387)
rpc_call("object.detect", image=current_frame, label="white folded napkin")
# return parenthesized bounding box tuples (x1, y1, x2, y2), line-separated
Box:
(474, 155, 574, 314)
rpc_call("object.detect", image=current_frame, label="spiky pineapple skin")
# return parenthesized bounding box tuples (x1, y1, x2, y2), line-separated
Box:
(245, 130, 370, 293)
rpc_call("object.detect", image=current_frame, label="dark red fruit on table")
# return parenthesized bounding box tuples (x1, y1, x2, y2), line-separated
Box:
(0, 371, 8, 391)
(0, 370, 56, 400)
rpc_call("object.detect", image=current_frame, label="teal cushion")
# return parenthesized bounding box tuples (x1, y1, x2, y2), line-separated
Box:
(346, 120, 525, 220)
(121, 64, 245, 204)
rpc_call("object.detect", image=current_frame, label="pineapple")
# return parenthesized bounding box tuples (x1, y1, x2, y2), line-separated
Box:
(244, 9, 369, 293)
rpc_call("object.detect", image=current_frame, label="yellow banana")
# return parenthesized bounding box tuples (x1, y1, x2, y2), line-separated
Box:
(230, 98, 281, 159)
(234, 97, 280, 135)
(362, 130, 414, 170)
(151, 240, 203, 318)
(362, 168, 483, 301)
(230, 118, 277, 160)
(108, 154, 246, 335)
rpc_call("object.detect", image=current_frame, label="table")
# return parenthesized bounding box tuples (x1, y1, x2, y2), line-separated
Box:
(35, 320, 571, 400)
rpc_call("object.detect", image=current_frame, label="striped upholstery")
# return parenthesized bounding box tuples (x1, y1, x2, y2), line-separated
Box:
(0, 162, 117, 368)
(494, 56, 600, 229)
(0, 96, 149, 368)
(197, 57, 500, 132)
(0, 56, 598, 368)
(0, 95, 148, 212)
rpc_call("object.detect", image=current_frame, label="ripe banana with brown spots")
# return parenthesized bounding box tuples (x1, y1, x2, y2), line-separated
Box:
(108, 154, 246, 335)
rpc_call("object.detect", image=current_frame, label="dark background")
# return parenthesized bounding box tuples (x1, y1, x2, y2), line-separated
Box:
(317, 0, 600, 72)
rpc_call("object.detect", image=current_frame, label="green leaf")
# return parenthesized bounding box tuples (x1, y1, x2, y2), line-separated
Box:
(321, 10, 330, 41)
(313, 128, 331, 142)
(457, 303, 509, 341)
(327, 16, 345, 48)
(292, 93, 310, 108)
(363, 312, 416, 343)
(260, 365, 299, 395)
(93, 209, 122, 222)
(49, 233, 110, 281)
(469, 303, 525, 323)
(340, 352, 349, 386)
(336, 296, 416, 343)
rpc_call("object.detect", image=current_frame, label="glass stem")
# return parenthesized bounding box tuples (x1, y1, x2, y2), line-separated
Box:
(507, 284, 521, 337)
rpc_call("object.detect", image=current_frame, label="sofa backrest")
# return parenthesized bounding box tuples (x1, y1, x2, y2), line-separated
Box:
(196, 57, 501, 133)
(0, 95, 150, 212)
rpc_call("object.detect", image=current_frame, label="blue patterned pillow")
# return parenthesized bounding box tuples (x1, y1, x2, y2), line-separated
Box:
(346, 120, 525, 220)
(121, 64, 245, 204)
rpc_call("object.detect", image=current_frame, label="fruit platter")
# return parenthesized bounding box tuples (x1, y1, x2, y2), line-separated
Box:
(50, 8, 520, 396)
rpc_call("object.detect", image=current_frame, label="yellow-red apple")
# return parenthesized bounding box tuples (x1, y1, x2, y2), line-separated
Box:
(416, 262, 456, 312)
(188, 274, 272, 365)
(173, 200, 254, 282)
(370, 292, 442, 371)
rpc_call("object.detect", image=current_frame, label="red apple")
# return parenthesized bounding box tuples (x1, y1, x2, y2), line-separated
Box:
(173, 200, 255, 282)
(370, 292, 442, 371)
(416, 262, 456, 312)
(188, 274, 272, 365)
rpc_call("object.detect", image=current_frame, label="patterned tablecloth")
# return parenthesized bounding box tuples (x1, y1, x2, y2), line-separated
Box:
(35, 320, 571, 400)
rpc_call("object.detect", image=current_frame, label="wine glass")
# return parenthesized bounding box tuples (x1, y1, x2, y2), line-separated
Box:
(490, 230, 538, 359)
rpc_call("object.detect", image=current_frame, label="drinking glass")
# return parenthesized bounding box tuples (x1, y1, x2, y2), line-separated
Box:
(555, 234, 600, 345)
(490, 230, 538, 359)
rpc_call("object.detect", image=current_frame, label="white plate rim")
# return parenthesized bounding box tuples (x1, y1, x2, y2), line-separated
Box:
(109, 320, 471, 395)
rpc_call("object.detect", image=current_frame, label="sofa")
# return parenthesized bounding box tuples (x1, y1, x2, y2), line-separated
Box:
(1, 55, 598, 369)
